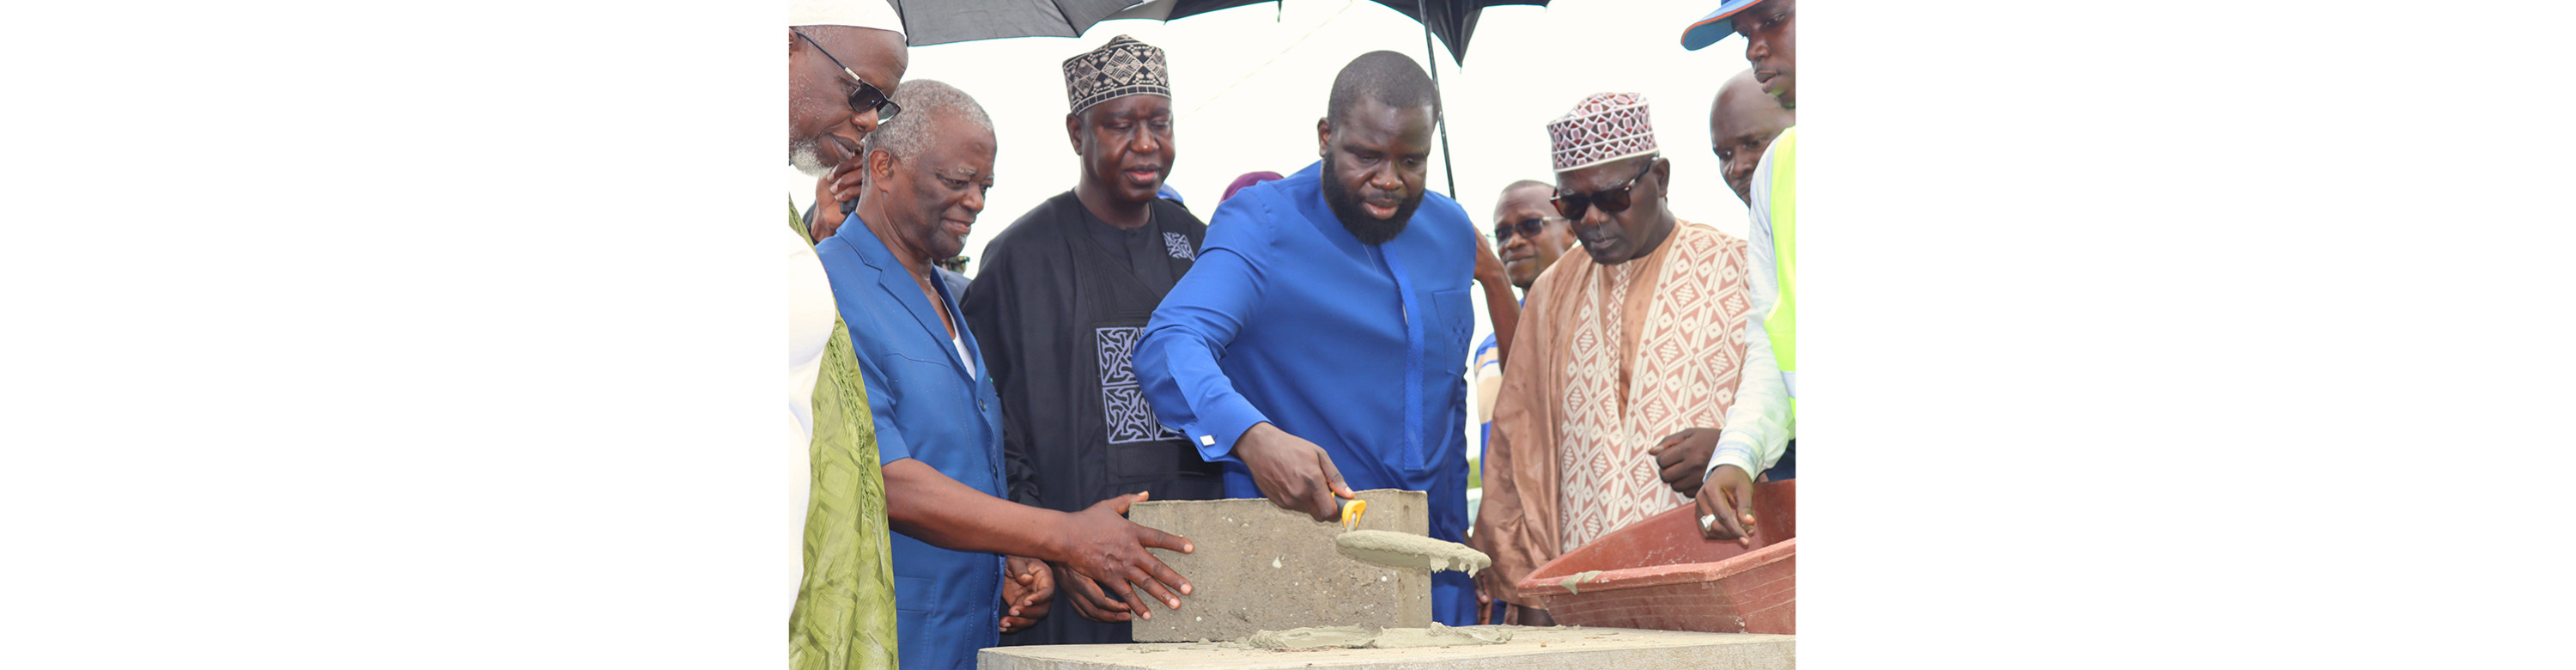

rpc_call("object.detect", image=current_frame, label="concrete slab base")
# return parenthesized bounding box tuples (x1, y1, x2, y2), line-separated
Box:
(1125, 490, 1431, 642)
(977, 626, 1795, 670)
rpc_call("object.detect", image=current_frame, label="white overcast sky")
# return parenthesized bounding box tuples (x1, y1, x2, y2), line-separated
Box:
(792, 0, 1766, 455)
(793, 0, 1759, 253)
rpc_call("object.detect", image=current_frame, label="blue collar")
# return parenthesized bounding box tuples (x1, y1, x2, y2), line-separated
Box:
(839, 215, 981, 382)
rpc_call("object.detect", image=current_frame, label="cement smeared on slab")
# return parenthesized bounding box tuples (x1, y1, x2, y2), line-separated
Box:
(1371, 624, 1514, 648)
(1558, 570, 1604, 594)
(1334, 530, 1492, 576)
(1242, 624, 1513, 649)
(1243, 625, 1378, 649)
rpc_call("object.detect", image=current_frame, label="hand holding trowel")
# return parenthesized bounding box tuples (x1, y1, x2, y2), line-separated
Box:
(1233, 422, 1358, 522)
(1230, 422, 1487, 575)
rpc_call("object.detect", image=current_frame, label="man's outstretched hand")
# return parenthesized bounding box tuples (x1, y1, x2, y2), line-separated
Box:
(1234, 423, 1355, 521)
(1051, 492, 1195, 620)
(1055, 563, 1133, 623)
(999, 555, 1054, 633)
(1695, 464, 1759, 545)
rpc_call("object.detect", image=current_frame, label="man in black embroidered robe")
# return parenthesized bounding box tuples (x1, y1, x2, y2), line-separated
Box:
(962, 35, 1224, 646)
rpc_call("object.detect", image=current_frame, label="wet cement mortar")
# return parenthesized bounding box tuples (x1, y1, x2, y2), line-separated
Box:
(1127, 623, 1521, 653)
(1333, 530, 1492, 576)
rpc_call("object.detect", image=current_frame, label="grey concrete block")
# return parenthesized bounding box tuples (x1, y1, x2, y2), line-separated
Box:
(1124, 490, 1430, 642)
(977, 626, 1797, 670)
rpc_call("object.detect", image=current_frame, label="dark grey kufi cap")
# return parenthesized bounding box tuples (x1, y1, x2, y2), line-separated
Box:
(1062, 35, 1170, 115)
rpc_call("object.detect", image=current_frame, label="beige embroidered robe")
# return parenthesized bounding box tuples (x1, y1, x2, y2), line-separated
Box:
(1471, 222, 1753, 606)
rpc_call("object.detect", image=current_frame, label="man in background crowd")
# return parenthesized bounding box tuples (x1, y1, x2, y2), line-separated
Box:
(1220, 171, 1284, 203)
(1680, 0, 1796, 542)
(1467, 178, 1577, 624)
(1470, 180, 1577, 436)
(1709, 68, 1795, 205)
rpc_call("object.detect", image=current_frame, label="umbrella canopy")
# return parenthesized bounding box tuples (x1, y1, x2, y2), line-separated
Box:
(1364, 0, 1548, 66)
(895, 1, 1546, 65)
(884, 0, 1245, 46)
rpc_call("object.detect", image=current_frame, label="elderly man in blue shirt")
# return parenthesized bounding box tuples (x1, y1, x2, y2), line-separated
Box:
(1134, 51, 1493, 626)
(813, 79, 1200, 670)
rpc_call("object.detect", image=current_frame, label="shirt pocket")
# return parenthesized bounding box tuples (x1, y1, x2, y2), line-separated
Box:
(880, 352, 963, 405)
(894, 575, 936, 615)
(1426, 288, 1474, 376)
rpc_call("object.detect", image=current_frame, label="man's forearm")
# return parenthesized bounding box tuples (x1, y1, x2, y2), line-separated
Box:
(1134, 241, 1269, 462)
(1710, 316, 1787, 480)
(1479, 277, 1521, 368)
(883, 458, 1069, 561)
(1712, 202, 1787, 480)
(1136, 327, 1268, 463)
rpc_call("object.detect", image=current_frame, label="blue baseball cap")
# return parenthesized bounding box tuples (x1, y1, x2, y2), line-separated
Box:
(1680, 0, 1769, 52)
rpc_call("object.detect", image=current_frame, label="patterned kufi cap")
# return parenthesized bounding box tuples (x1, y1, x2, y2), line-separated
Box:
(1547, 92, 1660, 173)
(1062, 35, 1170, 115)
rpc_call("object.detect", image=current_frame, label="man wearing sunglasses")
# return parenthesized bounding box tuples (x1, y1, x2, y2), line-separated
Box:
(1134, 51, 1491, 626)
(1470, 180, 1576, 436)
(787, 3, 908, 670)
(1472, 93, 1762, 621)
(793, 1, 909, 248)
(1467, 179, 1575, 624)
(1681, 0, 1796, 545)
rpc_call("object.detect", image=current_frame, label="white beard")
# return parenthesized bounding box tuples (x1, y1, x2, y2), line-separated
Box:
(789, 136, 830, 178)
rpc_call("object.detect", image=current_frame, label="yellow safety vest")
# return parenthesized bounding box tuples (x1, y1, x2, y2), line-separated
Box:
(1767, 128, 1795, 421)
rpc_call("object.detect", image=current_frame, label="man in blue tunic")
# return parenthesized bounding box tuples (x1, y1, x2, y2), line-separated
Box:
(814, 79, 1200, 670)
(1135, 52, 1488, 625)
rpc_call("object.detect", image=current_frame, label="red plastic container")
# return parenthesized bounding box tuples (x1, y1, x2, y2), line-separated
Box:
(1515, 480, 1795, 634)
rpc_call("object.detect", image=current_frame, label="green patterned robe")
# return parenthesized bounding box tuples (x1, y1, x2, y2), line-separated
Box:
(789, 204, 899, 670)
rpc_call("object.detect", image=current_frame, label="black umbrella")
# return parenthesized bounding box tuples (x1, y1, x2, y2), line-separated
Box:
(888, 1, 1149, 46)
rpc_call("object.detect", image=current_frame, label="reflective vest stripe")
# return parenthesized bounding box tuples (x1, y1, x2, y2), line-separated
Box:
(1767, 128, 1796, 416)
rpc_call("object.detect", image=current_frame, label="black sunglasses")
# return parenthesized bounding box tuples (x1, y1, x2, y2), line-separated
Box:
(1551, 159, 1657, 221)
(794, 29, 901, 123)
(1493, 215, 1566, 242)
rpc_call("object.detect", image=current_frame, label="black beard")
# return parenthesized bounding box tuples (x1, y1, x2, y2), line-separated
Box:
(1321, 161, 1421, 246)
